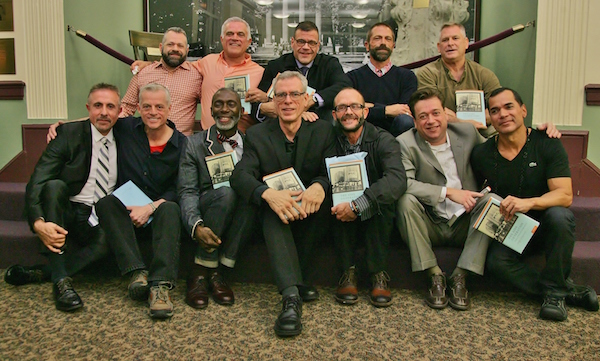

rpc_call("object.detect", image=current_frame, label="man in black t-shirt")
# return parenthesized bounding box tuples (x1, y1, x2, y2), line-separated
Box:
(471, 88, 599, 321)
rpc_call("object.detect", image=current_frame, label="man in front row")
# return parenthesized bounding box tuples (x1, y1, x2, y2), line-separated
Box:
(331, 88, 406, 307)
(231, 71, 336, 337)
(178, 88, 255, 309)
(471, 87, 599, 321)
(397, 89, 494, 311)
(7, 83, 120, 311)
(96, 83, 186, 319)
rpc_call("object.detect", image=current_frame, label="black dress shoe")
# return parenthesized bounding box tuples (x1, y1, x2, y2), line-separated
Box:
(565, 279, 599, 311)
(53, 277, 83, 312)
(426, 273, 448, 309)
(449, 273, 470, 311)
(4, 264, 50, 286)
(274, 295, 302, 337)
(539, 294, 567, 321)
(298, 285, 319, 302)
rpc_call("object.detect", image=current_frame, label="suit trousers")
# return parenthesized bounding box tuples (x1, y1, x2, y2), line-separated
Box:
(486, 206, 575, 297)
(397, 193, 493, 275)
(39, 179, 110, 283)
(96, 195, 181, 285)
(261, 197, 331, 292)
(333, 204, 394, 275)
(195, 186, 256, 268)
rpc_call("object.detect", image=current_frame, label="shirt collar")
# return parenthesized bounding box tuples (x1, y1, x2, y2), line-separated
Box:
(157, 58, 192, 71)
(90, 121, 114, 143)
(295, 59, 314, 69)
(426, 132, 451, 151)
(218, 51, 252, 67)
(367, 60, 393, 76)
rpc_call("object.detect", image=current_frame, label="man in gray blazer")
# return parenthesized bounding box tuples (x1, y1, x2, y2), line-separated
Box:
(178, 88, 255, 310)
(396, 88, 494, 311)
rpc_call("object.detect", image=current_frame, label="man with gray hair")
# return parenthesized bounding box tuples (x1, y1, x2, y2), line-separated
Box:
(121, 27, 202, 136)
(417, 22, 501, 137)
(231, 71, 336, 337)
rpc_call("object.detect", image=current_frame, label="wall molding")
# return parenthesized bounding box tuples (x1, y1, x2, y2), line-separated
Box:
(0, 81, 25, 100)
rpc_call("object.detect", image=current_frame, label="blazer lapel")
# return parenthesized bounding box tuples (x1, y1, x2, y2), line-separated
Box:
(206, 126, 225, 156)
(268, 120, 289, 169)
(293, 122, 310, 171)
(448, 128, 466, 181)
(415, 132, 445, 176)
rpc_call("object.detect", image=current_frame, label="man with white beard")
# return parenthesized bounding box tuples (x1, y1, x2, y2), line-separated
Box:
(177, 88, 255, 310)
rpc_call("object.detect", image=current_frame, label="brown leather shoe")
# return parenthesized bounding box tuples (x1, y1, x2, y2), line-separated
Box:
(426, 273, 448, 309)
(186, 274, 209, 309)
(449, 273, 470, 310)
(370, 271, 392, 307)
(209, 271, 234, 305)
(335, 266, 358, 305)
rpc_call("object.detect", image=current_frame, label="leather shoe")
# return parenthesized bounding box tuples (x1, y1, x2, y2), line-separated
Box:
(539, 294, 567, 321)
(335, 266, 358, 305)
(449, 273, 470, 310)
(53, 277, 83, 312)
(274, 295, 302, 337)
(426, 273, 448, 309)
(370, 271, 392, 307)
(4, 264, 50, 286)
(209, 271, 234, 305)
(298, 285, 319, 302)
(566, 278, 599, 311)
(186, 274, 209, 309)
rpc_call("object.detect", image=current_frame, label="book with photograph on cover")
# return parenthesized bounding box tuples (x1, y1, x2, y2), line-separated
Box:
(224, 74, 251, 114)
(456, 90, 486, 127)
(325, 152, 369, 206)
(263, 167, 305, 192)
(205, 150, 238, 189)
(473, 196, 540, 254)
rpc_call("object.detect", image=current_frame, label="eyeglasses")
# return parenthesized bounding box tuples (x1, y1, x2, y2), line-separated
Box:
(334, 103, 365, 113)
(273, 91, 305, 101)
(294, 39, 319, 47)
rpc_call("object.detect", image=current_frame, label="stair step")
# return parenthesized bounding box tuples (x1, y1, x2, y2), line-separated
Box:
(0, 220, 46, 268)
(0, 182, 26, 221)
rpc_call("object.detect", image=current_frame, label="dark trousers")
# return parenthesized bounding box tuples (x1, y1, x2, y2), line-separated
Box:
(96, 195, 181, 285)
(39, 180, 110, 283)
(390, 113, 415, 137)
(196, 187, 256, 268)
(486, 206, 575, 297)
(262, 197, 331, 292)
(333, 204, 394, 275)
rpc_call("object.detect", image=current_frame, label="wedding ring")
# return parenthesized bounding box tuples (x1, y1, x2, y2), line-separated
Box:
(284, 214, 289, 220)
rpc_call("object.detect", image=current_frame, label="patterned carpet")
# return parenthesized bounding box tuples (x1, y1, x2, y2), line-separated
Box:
(1, 272, 599, 360)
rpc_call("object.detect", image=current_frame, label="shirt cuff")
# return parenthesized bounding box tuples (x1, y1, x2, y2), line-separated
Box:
(191, 219, 204, 240)
(354, 194, 374, 221)
(256, 103, 267, 122)
(439, 187, 447, 203)
(313, 93, 324, 108)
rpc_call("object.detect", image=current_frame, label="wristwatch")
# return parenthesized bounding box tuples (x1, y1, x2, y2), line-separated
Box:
(312, 94, 318, 105)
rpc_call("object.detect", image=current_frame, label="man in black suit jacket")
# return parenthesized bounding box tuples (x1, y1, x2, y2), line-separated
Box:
(9, 83, 121, 312)
(246, 21, 351, 123)
(231, 71, 336, 337)
(178, 88, 255, 309)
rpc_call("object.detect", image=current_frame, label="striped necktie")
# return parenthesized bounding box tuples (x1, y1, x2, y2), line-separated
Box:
(88, 137, 110, 226)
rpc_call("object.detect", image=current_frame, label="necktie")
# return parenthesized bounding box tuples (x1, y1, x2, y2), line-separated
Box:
(217, 133, 238, 149)
(300, 67, 309, 76)
(89, 137, 110, 226)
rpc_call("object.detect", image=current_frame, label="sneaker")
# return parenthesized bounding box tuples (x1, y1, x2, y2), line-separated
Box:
(128, 270, 149, 301)
(335, 266, 358, 305)
(370, 271, 392, 307)
(4, 264, 50, 285)
(565, 278, 599, 312)
(149, 282, 174, 319)
(539, 294, 567, 321)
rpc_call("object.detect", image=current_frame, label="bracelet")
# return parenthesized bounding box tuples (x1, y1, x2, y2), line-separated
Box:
(148, 202, 157, 213)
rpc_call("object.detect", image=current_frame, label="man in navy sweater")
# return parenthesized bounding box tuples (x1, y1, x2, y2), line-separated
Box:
(346, 22, 417, 136)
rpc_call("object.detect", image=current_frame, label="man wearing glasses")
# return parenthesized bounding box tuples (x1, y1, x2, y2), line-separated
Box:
(248, 21, 351, 123)
(331, 88, 406, 308)
(231, 71, 336, 337)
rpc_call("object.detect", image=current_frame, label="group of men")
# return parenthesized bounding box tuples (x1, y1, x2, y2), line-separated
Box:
(5, 16, 598, 338)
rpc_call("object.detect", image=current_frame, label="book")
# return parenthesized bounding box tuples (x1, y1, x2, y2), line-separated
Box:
(263, 167, 306, 207)
(205, 150, 238, 189)
(456, 90, 486, 127)
(325, 152, 369, 206)
(112, 180, 154, 226)
(447, 186, 491, 227)
(224, 74, 251, 114)
(473, 196, 540, 254)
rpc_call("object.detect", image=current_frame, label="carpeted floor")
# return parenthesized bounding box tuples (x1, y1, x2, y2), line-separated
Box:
(1, 272, 599, 360)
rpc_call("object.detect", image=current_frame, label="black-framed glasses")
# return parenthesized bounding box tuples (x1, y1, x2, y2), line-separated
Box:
(273, 91, 305, 101)
(334, 103, 365, 113)
(294, 39, 319, 47)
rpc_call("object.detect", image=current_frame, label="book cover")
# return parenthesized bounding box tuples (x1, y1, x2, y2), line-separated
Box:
(456, 90, 486, 127)
(112, 180, 154, 225)
(325, 152, 369, 206)
(473, 196, 540, 254)
(205, 150, 238, 189)
(224, 74, 251, 114)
